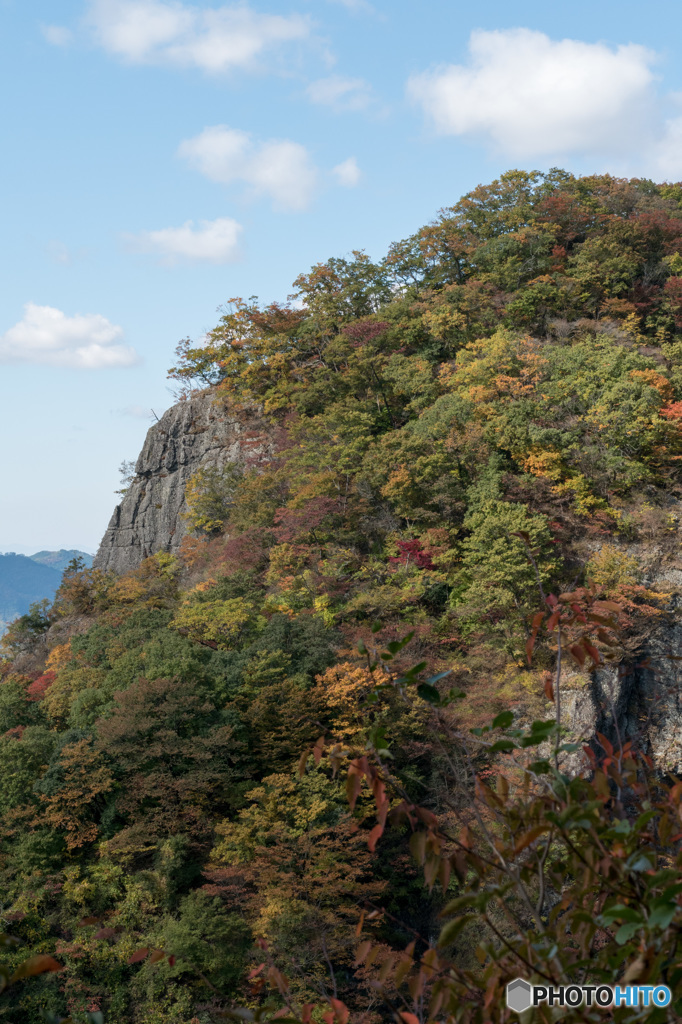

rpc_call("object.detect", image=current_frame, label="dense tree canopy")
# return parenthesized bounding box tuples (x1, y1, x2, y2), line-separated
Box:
(3, 170, 682, 1022)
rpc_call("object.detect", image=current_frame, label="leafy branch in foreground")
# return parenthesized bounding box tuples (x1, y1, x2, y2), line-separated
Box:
(0, 932, 92, 1024)
(236, 600, 682, 1024)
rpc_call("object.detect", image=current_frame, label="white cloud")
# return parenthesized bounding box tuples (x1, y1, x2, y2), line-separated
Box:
(127, 216, 243, 264)
(408, 29, 659, 161)
(46, 241, 91, 265)
(41, 24, 74, 46)
(85, 0, 309, 72)
(0, 304, 139, 369)
(47, 241, 72, 265)
(656, 103, 682, 179)
(306, 74, 372, 112)
(326, 0, 375, 12)
(332, 156, 361, 187)
(178, 125, 318, 211)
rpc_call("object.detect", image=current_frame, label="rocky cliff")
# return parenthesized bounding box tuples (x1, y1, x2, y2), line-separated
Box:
(558, 532, 682, 775)
(94, 390, 271, 574)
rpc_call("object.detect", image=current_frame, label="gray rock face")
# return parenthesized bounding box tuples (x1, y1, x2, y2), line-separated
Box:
(540, 527, 682, 773)
(94, 390, 271, 575)
(589, 604, 682, 773)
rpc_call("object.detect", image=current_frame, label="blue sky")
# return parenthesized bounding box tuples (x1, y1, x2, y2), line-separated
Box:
(2, 0, 682, 554)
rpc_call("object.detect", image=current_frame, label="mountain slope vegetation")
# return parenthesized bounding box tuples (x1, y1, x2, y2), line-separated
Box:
(2, 170, 682, 1023)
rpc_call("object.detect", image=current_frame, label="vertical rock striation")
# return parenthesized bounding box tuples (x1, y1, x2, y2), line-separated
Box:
(558, 541, 682, 774)
(589, 604, 682, 774)
(94, 390, 270, 575)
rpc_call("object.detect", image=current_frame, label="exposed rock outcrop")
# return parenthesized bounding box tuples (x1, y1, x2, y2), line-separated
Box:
(557, 644, 682, 776)
(588, 605, 682, 774)
(94, 390, 271, 574)
(557, 529, 682, 774)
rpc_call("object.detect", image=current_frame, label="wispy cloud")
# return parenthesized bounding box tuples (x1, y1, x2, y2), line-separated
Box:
(126, 216, 243, 264)
(178, 125, 319, 211)
(47, 241, 73, 265)
(332, 156, 361, 187)
(46, 241, 91, 266)
(41, 24, 74, 46)
(82, 0, 310, 73)
(0, 304, 139, 369)
(326, 0, 376, 14)
(306, 74, 373, 112)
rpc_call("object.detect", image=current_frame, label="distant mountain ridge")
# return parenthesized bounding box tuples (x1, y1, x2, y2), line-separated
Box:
(29, 549, 94, 574)
(0, 549, 93, 630)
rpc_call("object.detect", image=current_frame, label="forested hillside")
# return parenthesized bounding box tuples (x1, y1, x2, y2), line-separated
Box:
(3, 170, 682, 1023)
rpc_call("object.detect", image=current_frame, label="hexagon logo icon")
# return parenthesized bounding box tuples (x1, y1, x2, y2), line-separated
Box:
(507, 979, 532, 1013)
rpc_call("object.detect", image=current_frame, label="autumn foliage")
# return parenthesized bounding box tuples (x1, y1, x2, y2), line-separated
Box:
(3, 169, 682, 1022)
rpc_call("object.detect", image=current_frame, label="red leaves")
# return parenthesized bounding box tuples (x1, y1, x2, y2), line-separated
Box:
(583, 639, 601, 664)
(128, 948, 149, 964)
(398, 1013, 420, 1024)
(596, 732, 614, 757)
(661, 400, 682, 422)
(266, 965, 290, 995)
(543, 672, 555, 702)
(342, 320, 389, 346)
(323, 998, 350, 1024)
(273, 497, 340, 543)
(513, 825, 549, 856)
(10, 955, 62, 982)
(546, 610, 561, 632)
(342, 756, 393, 851)
(346, 769, 363, 811)
(25, 670, 56, 702)
(127, 947, 170, 966)
(312, 735, 325, 766)
(583, 744, 598, 768)
(354, 939, 373, 966)
(569, 637, 601, 668)
(570, 643, 586, 667)
(526, 589, 618, 670)
(389, 539, 435, 570)
(367, 824, 384, 852)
